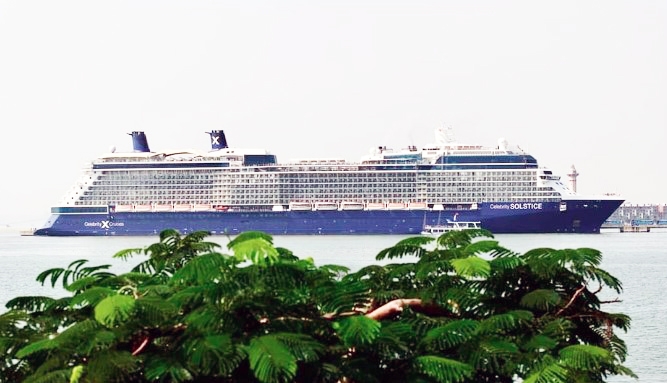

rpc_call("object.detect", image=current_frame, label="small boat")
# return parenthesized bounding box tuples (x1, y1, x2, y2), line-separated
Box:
(421, 220, 481, 235)
(173, 204, 192, 212)
(193, 204, 213, 212)
(114, 204, 134, 212)
(153, 204, 173, 212)
(365, 203, 385, 210)
(387, 202, 407, 210)
(19, 228, 35, 236)
(134, 204, 152, 212)
(289, 202, 313, 211)
(314, 202, 338, 211)
(340, 201, 365, 211)
(407, 202, 428, 210)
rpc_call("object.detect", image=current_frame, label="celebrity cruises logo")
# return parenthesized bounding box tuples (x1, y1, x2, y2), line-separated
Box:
(84, 221, 126, 228)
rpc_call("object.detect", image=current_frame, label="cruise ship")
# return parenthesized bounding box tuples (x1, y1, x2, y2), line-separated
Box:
(33, 128, 623, 236)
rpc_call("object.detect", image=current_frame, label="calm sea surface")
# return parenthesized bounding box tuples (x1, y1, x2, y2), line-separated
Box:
(1, 229, 665, 382)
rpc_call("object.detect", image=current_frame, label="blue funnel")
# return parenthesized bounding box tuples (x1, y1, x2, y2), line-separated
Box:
(207, 130, 228, 150)
(128, 131, 150, 152)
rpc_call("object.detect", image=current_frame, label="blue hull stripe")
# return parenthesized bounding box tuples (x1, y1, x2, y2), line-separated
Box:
(33, 200, 623, 236)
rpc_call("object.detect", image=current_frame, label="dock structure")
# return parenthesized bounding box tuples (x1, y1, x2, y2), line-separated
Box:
(619, 225, 651, 233)
(603, 203, 667, 232)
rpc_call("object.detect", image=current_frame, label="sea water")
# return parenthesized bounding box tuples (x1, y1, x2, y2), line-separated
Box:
(1, 229, 665, 382)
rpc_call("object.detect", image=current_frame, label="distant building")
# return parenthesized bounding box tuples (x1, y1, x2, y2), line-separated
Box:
(605, 204, 667, 226)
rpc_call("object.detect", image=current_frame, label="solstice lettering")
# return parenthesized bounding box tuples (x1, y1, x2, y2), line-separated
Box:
(509, 203, 543, 210)
(490, 203, 543, 210)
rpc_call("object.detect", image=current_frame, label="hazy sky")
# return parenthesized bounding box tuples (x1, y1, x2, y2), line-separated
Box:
(1, 1, 665, 227)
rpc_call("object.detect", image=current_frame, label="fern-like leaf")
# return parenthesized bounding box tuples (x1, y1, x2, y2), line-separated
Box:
(450, 256, 491, 278)
(523, 360, 568, 383)
(376, 240, 429, 260)
(227, 230, 274, 248)
(463, 240, 500, 255)
(421, 319, 479, 350)
(111, 247, 144, 261)
(185, 334, 242, 376)
(522, 334, 558, 352)
(520, 289, 561, 311)
(413, 355, 473, 383)
(144, 356, 194, 382)
(134, 295, 178, 325)
(5, 296, 56, 312)
(86, 350, 140, 382)
(69, 287, 116, 308)
(94, 294, 136, 327)
(479, 310, 533, 334)
(230, 238, 279, 266)
(272, 333, 325, 362)
(479, 338, 519, 355)
(22, 369, 73, 383)
(436, 229, 494, 249)
(314, 279, 370, 316)
(248, 334, 298, 383)
(334, 315, 381, 347)
(69, 365, 85, 383)
(558, 344, 611, 370)
(16, 337, 58, 358)
(171, 252, 230, 285)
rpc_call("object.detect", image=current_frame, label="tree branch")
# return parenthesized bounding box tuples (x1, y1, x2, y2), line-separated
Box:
(365, 299, 423, 320)
(556, 284, 587, 316)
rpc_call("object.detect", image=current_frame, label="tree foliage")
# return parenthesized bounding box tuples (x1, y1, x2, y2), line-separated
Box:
(0, 229, 636, 382)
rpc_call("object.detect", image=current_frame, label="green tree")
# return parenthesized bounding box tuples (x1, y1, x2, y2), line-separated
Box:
(0, 229, 636, 382)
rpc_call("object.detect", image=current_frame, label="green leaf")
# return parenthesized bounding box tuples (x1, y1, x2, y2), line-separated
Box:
(69, 287, 117, 308)
(450, 256, 491, 278)
(86, 350, 140, 382)
(436, 229, 494, 249)
(94, 294, 136, 327)
(230, 237, 279, 266)
(463, 240, 500, 255)
(171, 252, 230, 285)
(520, 289, 562, 311)
(413, 355, 473, 383)
(144, 357, 193, 382)
(335, 315, 382, 347)
(272, 333, 325, 362)
(488, 255, 524, 271)
(185, 334, 243, 376)
(315, 279, 370, 316)
(523, 360, 568, 383)
(135, 295, 178, 325)
(376, 241, 429, 260)
(479, 310, 532, 334)
(70, 365, 85, 383)
(559, 344, 611, 370)
(227, 230, 274, 248)
(422, 319, 479, 350)
(523, 335, 558, 352)
(248, 335, 298, 383)
(112, 247, 144, 261)
(5, 295, 56, 312)
(16, 337, 58, 358)
(480, 338, 519, 355)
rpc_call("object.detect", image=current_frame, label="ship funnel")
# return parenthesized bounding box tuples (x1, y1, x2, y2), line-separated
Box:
(207, 130, 228, 150)
(128, 131, 151, 152)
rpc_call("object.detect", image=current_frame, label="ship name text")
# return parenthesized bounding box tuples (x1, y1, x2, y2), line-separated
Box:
(490, 203, 543, 210)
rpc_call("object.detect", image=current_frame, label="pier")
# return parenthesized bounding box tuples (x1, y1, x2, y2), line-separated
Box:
(602, 222, 665, 233)
(603, 203, 667, 233)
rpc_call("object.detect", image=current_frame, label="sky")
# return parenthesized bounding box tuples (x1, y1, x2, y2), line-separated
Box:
(0, 0, 665, 228)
